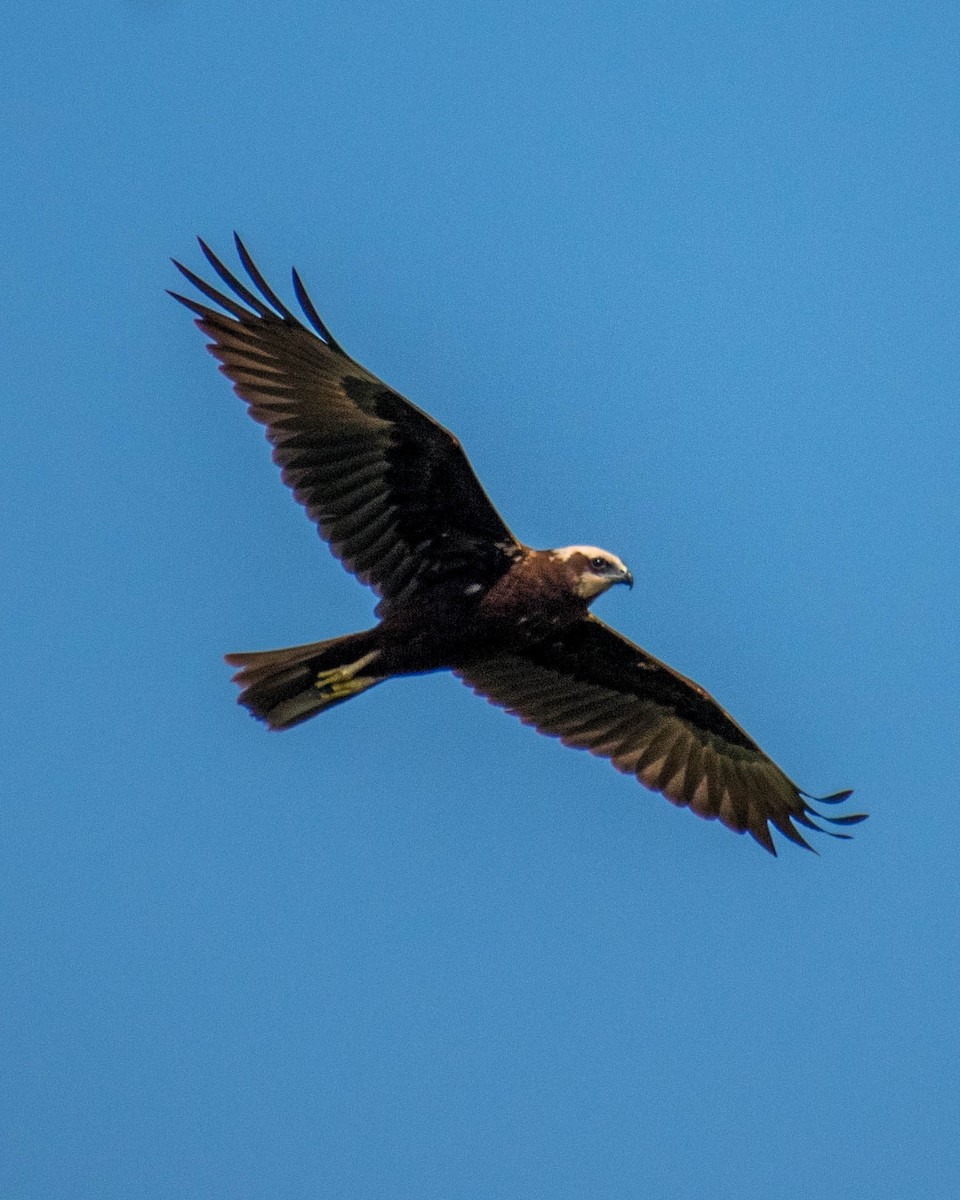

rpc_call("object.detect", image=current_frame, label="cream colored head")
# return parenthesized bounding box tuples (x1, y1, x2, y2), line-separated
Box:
(550, 545, 634, 600)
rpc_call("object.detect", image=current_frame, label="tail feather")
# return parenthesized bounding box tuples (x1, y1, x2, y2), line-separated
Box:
(225, 630, 386, 730)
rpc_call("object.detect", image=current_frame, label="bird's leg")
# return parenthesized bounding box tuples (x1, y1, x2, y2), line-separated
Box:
(313, 650, 381, 698)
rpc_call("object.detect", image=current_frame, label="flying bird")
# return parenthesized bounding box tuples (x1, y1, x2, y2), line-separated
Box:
(170, 236, 863, 854)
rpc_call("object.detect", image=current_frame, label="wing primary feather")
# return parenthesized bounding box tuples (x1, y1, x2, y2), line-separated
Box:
(791, 810, 828, 834)
(816, 812, 869, 826)
(195, 238, 275, 318)
(167, 288, 217, 320)
(292, 266, 346, 352)
(801, 788, 854, 805)
(170, 261, 251, 320)
(734, 761, 771, 833)
(770, 815, 816, 854)
(232, 233, 300, 324)
(751, 820, 778, 856)
(735, 766, 781, 852)
(791, 811, 854, 842)
(800, 788, 867, 827)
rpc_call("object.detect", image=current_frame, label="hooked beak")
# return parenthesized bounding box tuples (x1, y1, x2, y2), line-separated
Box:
(619, 567, 634, 589)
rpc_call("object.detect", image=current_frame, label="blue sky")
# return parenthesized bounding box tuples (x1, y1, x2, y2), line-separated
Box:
(3, 2, 959, 1197)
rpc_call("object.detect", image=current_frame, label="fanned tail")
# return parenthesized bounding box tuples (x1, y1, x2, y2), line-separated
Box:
(225, 629, 386, 730)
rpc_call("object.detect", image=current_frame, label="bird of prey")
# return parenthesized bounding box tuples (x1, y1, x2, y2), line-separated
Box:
(170, 236, 863, 854)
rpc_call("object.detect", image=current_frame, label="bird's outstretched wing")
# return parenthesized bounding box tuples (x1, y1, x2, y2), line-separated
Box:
(457, 616, 863, 853)
(170, 236, 521, 608)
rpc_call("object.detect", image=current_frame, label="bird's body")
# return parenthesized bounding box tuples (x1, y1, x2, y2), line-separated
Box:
(227, 546, 632, 728)
(171, 236, 864, 853)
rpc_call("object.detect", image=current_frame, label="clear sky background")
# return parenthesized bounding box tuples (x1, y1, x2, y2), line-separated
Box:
(3, 3, 959, 1197)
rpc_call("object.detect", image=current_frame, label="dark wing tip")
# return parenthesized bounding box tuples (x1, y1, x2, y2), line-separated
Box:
(769, 818, 819, 855)
(230, 232, 298, 322)
(170, 255, 252, 320)
(758, 788, 865, 855)
(166, 287, 210, 319)
(800, 788, 868, 827)
(820, 812, 869, 827)
(170, 236, 343, 352)
(197, 235, 277, 319)
(806, 788, 855, 804)
(750, 821, 778, 856)
(291, 265, 346, 352)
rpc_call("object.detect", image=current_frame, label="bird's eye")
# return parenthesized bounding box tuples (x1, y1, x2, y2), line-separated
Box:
(590, 557, 608, 572)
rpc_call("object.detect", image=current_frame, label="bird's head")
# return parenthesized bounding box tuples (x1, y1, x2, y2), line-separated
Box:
(551, 545, 634, 601)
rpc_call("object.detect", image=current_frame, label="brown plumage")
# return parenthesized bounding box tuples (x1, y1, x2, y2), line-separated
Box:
(170, 235, 864, 854)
